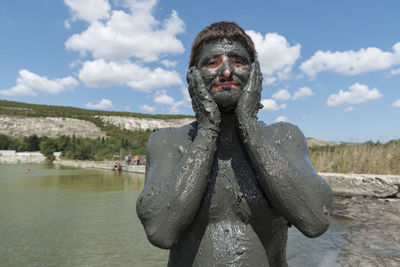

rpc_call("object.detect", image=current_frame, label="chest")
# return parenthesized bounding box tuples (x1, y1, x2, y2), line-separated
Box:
(203, 134, 271, 222)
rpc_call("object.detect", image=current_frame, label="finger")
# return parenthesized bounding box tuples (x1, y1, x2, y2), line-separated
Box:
(187, 68, 198, 99)
(186, 66, 195, 84)
(240, 62, 257, 96)
(192, 68, 214, 102)
(255, 60, 263, 94)
(249, 61, 258, 88)
(191, 68, 207, 92)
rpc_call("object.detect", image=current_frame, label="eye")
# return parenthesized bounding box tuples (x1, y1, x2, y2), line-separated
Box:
(230, 57, 246, 67)
(207, 59, 217, 66)
(203, 56, 222, 69)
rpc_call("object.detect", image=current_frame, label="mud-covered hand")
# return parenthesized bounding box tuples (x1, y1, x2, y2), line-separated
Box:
(236, 60, 263, 121)
(187, 67, 221, 132)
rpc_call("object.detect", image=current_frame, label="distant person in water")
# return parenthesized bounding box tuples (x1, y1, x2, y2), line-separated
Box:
(137, 21, 333, 266)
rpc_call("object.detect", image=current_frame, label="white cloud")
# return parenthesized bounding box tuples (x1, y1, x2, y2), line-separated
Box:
(153, 88, 191, 113)
(300, 42, 400, 77)
(344, 106, 355, 112)
(78, 59, 182, 92)
(260, 99, 287, 111)
(139, 104, 156, 112)
(64, 0, 110, 23)
(0, 69, 78, 96)
(390, 68, 400, 76)
(180, 86, 191, 106)
(154, 90, 174, 105)
(392, 99, 400, 107)
(326, 83, 382, 107)
(86, 98, 113, 109)
(272, 89, 291, 101)
(293, 87, 314, 100)
(161, 59, 177, 68)
(69, 59, 83, 68)
(65, 0, 185, 62)
(246, 31, 301, 85)
(275, 116, 288, 122)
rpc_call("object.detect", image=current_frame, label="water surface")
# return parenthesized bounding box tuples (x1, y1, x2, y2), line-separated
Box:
(0, 163, 346, 266)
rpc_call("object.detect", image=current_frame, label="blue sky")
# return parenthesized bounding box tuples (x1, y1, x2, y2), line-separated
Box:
(1, 0, 399, 142)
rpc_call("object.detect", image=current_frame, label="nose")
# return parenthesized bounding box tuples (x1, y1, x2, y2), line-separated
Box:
(219, 59, 232, 78)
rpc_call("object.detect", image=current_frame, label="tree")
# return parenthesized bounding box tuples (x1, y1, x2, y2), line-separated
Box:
(0, 134, 9, 150)
(24, 135, 40, 151)
(39, 138, 58, 160)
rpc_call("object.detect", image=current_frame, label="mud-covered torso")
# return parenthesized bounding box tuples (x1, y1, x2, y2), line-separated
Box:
(169, 124, 288, 267)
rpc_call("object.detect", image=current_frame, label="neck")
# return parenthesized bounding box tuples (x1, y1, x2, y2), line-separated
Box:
(219, 112, 237, 136)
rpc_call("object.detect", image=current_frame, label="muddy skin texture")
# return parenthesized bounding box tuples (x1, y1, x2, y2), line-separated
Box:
(137, 39, 333, 266)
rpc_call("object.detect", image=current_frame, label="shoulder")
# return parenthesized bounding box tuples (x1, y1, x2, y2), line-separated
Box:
(259, 121, 308, 157)
(147, 121, 198, 155)
(145, 122, 198, 177)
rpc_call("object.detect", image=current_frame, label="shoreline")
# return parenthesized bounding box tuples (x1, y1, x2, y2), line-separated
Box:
(53, 159, 145, 174)
(4, 158, 399, 198)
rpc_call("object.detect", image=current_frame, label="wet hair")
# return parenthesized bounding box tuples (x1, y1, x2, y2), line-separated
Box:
(189, 21, 256, 67)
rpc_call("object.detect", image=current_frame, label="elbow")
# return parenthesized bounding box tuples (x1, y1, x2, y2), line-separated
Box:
(137, 205, 177, 249)
(140, 219, 178, 249)
(300, 216, 330, 238)
(146, 229, 177, 249)
(296, 201, 332, 238)
(301, 181, 333, 237)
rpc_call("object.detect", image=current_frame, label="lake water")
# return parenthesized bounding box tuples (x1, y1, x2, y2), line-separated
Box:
(0, 163, 347, 266)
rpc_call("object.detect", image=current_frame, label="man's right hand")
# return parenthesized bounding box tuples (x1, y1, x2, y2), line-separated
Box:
(187, 67, 221, 133)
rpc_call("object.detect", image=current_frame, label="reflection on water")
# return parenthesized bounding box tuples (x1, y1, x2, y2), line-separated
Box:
(0, 163, 167, 267)
(287, 217, 350, 266)
(0, 164, 347, 266)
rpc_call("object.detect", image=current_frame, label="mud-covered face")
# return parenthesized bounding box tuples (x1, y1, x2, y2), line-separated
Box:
(196, 39, 251, 113)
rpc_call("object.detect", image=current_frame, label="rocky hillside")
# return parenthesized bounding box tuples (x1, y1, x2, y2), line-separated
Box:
(307, 137, 343, 147)
(0, 115, 106, 139)
(99, 116, 194, 132)
(0, 100, 194, 139)
(0, 114, 194, 139)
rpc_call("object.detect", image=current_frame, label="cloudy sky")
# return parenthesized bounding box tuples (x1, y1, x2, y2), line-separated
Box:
(1, 0, 399, 142)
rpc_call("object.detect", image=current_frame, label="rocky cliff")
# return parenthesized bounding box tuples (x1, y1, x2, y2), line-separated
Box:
(0, 115, 194, 139)
(0, 115, 106, 138)
(98, 116, 194, 131)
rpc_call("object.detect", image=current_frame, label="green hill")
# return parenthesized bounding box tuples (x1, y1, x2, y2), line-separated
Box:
(0, 100, 193, 120)
(0, 100, 193, 160)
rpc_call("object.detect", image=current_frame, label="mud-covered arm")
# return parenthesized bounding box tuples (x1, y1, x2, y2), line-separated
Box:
(236, 62, 333, 237)
(136, 127, 217, 249)
(136, 67, 220, 249)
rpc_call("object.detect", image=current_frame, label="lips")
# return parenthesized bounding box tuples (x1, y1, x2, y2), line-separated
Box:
(211, 82, 239, 91)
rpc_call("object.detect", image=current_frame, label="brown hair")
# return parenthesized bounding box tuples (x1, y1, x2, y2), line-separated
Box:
(189, 21, 256, 67)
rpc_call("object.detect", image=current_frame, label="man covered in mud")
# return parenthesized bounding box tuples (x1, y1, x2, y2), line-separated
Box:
(137, 22, 333, 266)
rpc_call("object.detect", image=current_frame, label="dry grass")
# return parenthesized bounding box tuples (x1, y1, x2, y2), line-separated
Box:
(309, 140, 400, 175)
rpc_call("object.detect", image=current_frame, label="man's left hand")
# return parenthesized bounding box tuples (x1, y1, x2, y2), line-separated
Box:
(236, 60, 263, 121)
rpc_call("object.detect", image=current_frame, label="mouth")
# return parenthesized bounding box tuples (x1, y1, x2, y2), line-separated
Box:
(211, 82, 239, 91)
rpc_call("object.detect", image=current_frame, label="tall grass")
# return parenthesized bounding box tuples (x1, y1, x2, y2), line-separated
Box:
(309, 140, 400, 175)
